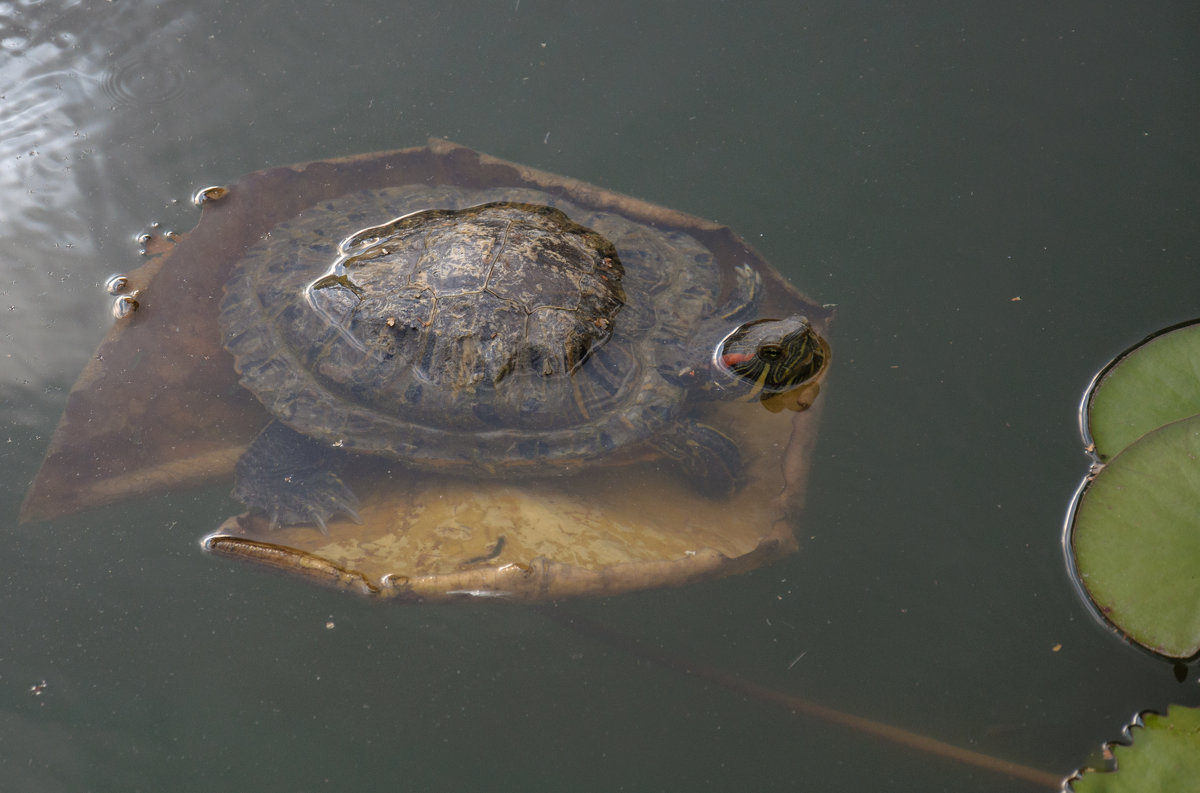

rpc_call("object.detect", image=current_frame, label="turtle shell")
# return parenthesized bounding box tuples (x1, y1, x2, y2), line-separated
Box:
(219, 185, 726, 474)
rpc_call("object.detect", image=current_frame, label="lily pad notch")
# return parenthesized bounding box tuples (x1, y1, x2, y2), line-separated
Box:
(1067, 318, 1200, 660)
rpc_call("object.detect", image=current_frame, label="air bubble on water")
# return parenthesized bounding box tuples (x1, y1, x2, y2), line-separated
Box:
(104, 274, 129, 295)
(193, 185, 229, 206)
(111, 294, 139, 319)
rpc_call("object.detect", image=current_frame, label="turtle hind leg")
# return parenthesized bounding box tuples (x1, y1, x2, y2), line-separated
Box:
(233, 421, 361, 533)
(649, 418, 745, 498)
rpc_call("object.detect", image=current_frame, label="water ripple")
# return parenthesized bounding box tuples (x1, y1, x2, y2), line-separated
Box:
(101, 54, 187, 108)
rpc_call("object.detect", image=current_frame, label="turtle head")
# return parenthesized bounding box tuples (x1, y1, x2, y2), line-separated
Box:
(711, 315, 829, 411)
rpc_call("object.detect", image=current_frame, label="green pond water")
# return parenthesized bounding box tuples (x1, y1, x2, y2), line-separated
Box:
(2, 2, 1198, 791)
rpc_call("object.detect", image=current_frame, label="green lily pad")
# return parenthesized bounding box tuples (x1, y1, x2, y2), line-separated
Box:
(1071, 705, 1200, 792)
(1085, 320, 1200, 460)
(1071, 413, 1200, 658)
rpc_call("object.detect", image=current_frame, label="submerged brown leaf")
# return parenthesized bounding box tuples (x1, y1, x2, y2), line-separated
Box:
(23, 140, 833, 602)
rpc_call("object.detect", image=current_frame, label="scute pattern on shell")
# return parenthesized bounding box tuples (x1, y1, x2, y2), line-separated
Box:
(302, 202, 625, 428)
(219, 185, 723, 473)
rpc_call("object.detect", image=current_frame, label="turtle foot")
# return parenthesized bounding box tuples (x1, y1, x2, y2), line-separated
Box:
(650, 419, 745, 498)
(233, 421, 362, 534)
(239, 470, 361, 535)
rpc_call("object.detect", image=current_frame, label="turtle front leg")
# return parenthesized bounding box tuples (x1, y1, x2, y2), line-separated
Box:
(649, 418, 745, 498)
(715, 263, 764, 322)
(233, 421, 361, 534)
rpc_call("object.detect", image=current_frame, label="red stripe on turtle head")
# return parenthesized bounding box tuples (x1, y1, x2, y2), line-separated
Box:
(721, 351, 756, 368)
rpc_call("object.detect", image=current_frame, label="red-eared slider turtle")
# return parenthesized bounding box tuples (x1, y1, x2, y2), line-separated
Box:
(220, 185, 829, 531)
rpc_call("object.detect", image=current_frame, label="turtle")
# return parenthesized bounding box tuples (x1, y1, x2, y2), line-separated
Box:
(219, 185, 829, 531)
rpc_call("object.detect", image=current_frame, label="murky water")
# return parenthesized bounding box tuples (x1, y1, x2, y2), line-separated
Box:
(3, 2, 1198, 791)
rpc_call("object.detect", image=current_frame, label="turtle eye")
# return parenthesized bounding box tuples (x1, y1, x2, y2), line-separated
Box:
(757, 343, 783, 362)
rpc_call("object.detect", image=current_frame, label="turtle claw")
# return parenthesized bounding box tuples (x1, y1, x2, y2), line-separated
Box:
(336, 500, 364, 525)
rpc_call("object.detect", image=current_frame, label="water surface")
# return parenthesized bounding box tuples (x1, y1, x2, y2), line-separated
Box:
(3, 2, 1198, 791)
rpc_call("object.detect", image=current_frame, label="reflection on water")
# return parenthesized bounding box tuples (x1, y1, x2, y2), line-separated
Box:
(0, 0, 202, 410)
(3, 1, 1198, 791)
